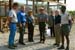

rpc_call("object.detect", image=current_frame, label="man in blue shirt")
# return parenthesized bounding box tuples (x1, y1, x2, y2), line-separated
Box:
(17, 5, 26, 45)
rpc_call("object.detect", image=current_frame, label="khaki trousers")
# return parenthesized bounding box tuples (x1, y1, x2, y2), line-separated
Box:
(54, 24, 61, 44)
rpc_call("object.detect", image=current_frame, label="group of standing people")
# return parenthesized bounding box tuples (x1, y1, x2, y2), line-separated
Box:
(48, 6, 72, 50)
(8, 2, 72, 50)
(8, 3, 34, 49)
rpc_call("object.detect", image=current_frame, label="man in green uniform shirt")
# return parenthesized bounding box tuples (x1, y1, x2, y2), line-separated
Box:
(37, 7, 48, 43)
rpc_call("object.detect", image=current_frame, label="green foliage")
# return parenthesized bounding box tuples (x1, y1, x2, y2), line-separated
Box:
(68, 11, 75, 16)
(68, 11, 75, 18)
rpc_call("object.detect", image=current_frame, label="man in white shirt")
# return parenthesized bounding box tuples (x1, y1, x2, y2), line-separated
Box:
(8, 3, 19, 49)
(58, 6, 71, 50)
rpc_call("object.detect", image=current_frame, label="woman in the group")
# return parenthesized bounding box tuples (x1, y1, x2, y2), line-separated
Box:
(48, 11, 55, 37)
(26, 10, 35, 42)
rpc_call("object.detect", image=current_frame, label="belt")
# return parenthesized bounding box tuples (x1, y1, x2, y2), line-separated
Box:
(10, 22, 17, 24)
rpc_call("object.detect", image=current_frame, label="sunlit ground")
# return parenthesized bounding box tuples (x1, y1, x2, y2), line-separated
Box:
(0, 24, 75, 50)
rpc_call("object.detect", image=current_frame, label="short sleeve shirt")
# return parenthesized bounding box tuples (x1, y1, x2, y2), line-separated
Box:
(17, 11, 26, 23)
(37, 13, 48, 22)
(61, 12, 71, 24)
(9, 9, 18, 23)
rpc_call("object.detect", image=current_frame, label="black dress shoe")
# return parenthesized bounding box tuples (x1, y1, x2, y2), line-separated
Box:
(31, 40, 34, 42)
(65, 47, 69, 50)
(53, 43, 58, 45)
(39, 40, 44, 43)
(56, 44, 60, 47)
(13, 44, 17, 47)
(19, 42, 26, 45)
(42, 41, 45, 44)
(8, 45, 15, 49)
(28, 40, 34, 42)
(32, 40, 34, 42)
(38, 41, 42, 43)
(28, 41, 32, 42)
(53, 43, 59, 47)
(58, 45, 64, 49)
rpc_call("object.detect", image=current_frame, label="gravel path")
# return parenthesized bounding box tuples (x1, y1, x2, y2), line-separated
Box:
(0, 24, 75, 50)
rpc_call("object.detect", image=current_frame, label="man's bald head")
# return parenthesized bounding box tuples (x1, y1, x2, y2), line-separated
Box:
(20, 5, 26, 12)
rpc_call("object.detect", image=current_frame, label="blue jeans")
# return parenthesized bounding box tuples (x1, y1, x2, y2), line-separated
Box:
(8, 23, 16, 46)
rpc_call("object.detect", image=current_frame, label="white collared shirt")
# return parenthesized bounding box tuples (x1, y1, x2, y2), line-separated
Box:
(9, 9, 18, 23)
(61, 12, 71, 24)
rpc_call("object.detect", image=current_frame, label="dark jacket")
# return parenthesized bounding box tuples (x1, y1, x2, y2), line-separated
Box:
(26, 15, 34, 25)
(48, 15, 54, 27)
(55, 15, 61, 25)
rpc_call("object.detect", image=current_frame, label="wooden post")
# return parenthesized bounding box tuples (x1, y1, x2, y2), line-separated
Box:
(0, 1, 2, 32)
(9, 0, 13, 10)
(0, 1, 1, 31)
(64, 0, 66, 4)
(5, 2, 7, 16)
(0, 1, 3, 32)
(64, 0, 66, 9)
(26, 0, 28, 6)
(33, 0, 35, 15)
(47, 2, 49, 14)
(35, 0, 38, 13)
(57, 0, 59, 9)
(42, 1, 44, 5)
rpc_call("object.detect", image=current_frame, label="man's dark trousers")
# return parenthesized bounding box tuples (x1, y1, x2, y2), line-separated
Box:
(39, 22, 46, 42)
(49, 26, 55, 37)
(28, 23, 34, 41)
(19, 24, 25, 43)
